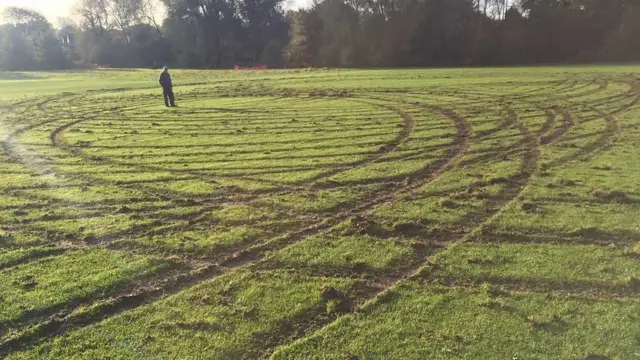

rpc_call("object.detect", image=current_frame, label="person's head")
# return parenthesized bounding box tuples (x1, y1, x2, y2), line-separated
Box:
(163, 66, 169, 72)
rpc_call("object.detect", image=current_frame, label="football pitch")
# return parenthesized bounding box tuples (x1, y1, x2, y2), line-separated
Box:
(0, 66, 639, 359)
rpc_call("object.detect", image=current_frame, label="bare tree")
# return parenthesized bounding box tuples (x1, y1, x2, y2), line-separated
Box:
(75, 0, 113, 35)
(3, 7, 50, 28)
(472, 0, 514, 19)
(107, 0, 144, 42)
(139, 0, 166, 35)
(490, 0, 513, 20)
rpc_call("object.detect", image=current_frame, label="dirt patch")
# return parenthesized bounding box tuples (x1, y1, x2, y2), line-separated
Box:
(520, 202, 538, 213)
(342, 355, 360, 360)
(585, 354, 612, 360)
(392, 221, 428, 237)
(321, 285, 353, 314)
(628, 277, 640, 292)
(592, 165, 613, 171)
(439, 199, 459, 209)
(570, 227, 609, 240)
(547, 178, 579, 188)
(526, 315, 568, 333)
(343, 215, 393, 238)
(593, 190, 634, 204)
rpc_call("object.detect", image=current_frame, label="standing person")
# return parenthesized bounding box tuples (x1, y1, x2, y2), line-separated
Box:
(159, 66, 177, 107)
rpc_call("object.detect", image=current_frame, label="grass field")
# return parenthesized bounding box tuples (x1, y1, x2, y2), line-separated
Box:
(0, 66, 639, 359)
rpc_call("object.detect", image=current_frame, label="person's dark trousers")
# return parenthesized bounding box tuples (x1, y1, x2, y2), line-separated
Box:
(163, 86, 175, 107)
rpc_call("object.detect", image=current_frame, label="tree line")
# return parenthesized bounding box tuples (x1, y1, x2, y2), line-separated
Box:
(1, 0, 639, 71)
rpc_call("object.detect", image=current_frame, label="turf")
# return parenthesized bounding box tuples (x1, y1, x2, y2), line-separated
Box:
(0, 66, 639, 359)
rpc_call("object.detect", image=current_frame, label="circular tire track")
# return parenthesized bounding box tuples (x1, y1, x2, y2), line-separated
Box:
(2, 74, 639, 357)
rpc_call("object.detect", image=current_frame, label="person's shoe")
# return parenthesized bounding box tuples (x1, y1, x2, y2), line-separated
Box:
(171, 104, 178, 107)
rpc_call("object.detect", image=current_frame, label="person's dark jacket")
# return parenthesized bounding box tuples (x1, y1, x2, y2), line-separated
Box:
(159, 72, 172, 88)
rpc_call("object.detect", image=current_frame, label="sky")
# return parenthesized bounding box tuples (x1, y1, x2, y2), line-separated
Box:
(0, 0, 310, 26)
(0, 0, 77, 24)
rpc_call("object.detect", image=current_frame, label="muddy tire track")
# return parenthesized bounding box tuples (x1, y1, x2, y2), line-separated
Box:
(3, 75, 638, 358)
(0, 97, 472, 356)
(261, 105, 547, 359)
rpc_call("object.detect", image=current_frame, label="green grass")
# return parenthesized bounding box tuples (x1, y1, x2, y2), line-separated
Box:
(428, 243, 640, 289)
(1, 66, 639, 359)
(124, 226, 267, 256)
(10, 271, 372, 360)
(265, 233, 415, 275)
(272, 282, 640, 359)
(0, 249, 174, 341)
